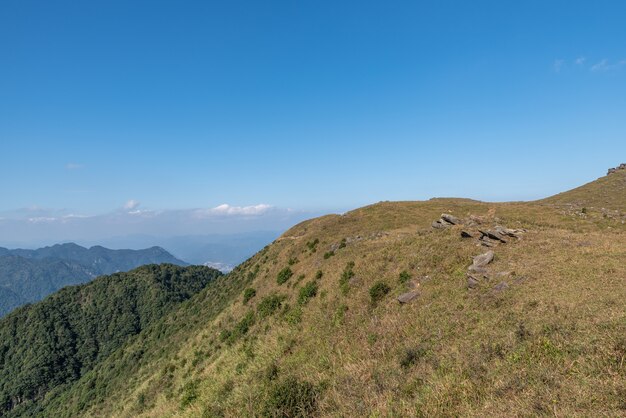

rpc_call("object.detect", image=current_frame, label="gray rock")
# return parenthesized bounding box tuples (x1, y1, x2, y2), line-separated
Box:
(467, 275, 479, 289)
(493, 282, 509, 292)
(469, 250, 495, 271)
(397, 290, 420, 303)
(441, 214, 461, 225)
(480, 240, 495, 248)
(494, 226, 523, 238)
(460, 230, 474, 238)
(432, 220, 447, 229)
(479, 229, 507, 243)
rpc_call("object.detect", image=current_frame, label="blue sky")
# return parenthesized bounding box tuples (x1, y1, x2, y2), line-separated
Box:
(1, 1, 626, 240)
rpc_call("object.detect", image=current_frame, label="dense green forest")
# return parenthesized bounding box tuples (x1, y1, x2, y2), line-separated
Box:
(0, 243, 187, 317)
(0, 263, 221, 416)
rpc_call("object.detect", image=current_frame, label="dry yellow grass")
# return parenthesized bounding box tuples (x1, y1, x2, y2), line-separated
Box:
(38, 170, 626, 417)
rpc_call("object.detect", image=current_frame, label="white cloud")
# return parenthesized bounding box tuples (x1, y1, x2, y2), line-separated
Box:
(553, 59, 564, 73)
(65, 163, 85, 170)
(575, 57, 586, 65)
(123, 200, 141, 210)
(28, 217, 58, 223)
(591, 59, 626, 72)
(196, 203, 273, 218)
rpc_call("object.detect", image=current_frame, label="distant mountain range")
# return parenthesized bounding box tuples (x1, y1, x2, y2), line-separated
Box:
(90, 231, 280, 265)
(0, 243, 187, 317)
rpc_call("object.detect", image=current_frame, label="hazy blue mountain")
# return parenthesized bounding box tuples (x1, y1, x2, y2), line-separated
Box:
(92, 231, 280, 265)
(0, 243, 187, 317)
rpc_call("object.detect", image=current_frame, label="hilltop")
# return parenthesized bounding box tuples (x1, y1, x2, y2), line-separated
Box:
(0, 243, 187, 317)
(2, 168, 626, 417)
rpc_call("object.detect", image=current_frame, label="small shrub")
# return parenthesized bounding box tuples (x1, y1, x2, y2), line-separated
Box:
(258, 294, 287, 318)
(516, 322, 531, 342)
(284, 306, 303, 325)
(338, 238, 347, 249)
(306, 238, 319, 252)
(180, 380, 199, 409)
(399, 270, 411, 284)
(400, 346, 428, 369)
(369, 281, 391, 305)
(219, 329, 232, 342)
(339, 262, 355, 295)
(264, 363, 279, 382)
(314, 270, 323, 280)
(231, 311, 255, 341)
(288, 257, 299, 265)
(298, 281, 318, 305)
(333, 304, 348, 326)
(243, 288, 256, 304)
(276, 267, 293, 285)
(262, 377, 318, 417)
(323, 251, 335, 259)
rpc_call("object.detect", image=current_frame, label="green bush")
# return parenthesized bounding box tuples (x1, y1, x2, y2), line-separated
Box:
(276, 267, 293, 285)
(339, 262, 355, 295)
(257, 294, 287, 318)
(369, 281, 391, 305)
(400, 346, 427, 369)
(333, 304, 348, 326)
(179, 380, 199, 409)
(306, 239, 319, 252)
(220, 329, 232, 342)
(262, 377, 318, 417)
(234, 312, 255, 335)
(264, 363, 279, 382)
(224, 311, 256, 344)
(314, 270, 323, 280)
(323, 251, 335, 259)
(297, 281, 318, 305)
(288, 257, 299, 266)
(243, 288, 256, 304)
(283, 306, 303, 325)
(399, 270, 411, 284)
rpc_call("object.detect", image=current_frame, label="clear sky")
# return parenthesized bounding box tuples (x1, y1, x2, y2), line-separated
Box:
(1, 1, 626, 236)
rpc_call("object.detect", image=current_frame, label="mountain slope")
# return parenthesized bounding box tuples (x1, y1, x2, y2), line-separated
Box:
(0, 243, 188, 317)
(6, 169, 626, 417)
(0, 264, 221, 416)
(541, 163, 626, 212)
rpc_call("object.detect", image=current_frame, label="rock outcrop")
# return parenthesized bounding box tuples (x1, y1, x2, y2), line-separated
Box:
(607, 163, 626, 175)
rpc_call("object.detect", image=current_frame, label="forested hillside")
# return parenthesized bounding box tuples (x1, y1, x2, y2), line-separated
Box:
(0, 264, 221, 416)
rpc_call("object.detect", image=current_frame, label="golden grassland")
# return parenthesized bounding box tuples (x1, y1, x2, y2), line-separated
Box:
(43, 170, 626, 417)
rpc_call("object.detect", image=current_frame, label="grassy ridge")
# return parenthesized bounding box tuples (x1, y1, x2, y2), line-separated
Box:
(15, 170, 626, 416)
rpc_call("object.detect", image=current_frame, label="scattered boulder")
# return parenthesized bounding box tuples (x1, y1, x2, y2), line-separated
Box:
(478, 229, 507, 243)
(493, 282, 509, 292)
(494, 226, 525, 238)
(467, 275, 479, 289)
(607, 163, 626, 175)
(440, 213, 461, 225)
(432, 220, 447, 229)
(478, 237, 496, 248)
(397, 290, 420, 304)
(460, 230, 474, 238)
(432, 213, 463, 229)
(469, 250, 494, 272)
